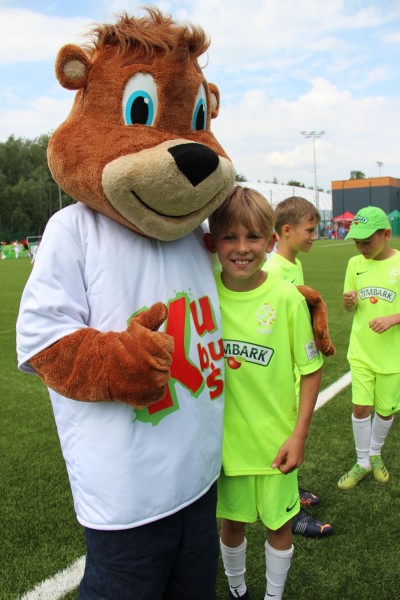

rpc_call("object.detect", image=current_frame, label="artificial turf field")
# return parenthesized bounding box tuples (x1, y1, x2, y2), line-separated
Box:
(2, 238, 400, 600)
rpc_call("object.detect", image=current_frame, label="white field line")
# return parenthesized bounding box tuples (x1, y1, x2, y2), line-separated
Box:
(317, 241, 354, 248)
(0, 327, 17, 336)
(19, 556, 85, 600)
(19, 372, 351, 600)
(315, 371, 351, 411)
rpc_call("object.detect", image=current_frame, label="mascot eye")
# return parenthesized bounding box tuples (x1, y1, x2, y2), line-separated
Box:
(192, 84, 207, 131)
(122, 73, 158, 126)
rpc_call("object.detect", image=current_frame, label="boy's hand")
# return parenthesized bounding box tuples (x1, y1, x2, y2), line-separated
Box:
(343, 290, 358, 310)
(271, 436, 305, 474)
(369, 314, 400, 333)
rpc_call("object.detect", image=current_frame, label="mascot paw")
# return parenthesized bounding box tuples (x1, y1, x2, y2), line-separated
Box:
(297, 285, 336, 357)
(120, 302, 174, 407)
(30, 302, 174, 405)
(314, 336, 336, 357)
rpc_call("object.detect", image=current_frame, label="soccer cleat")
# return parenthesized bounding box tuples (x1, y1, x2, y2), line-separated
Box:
(370, 455, 389, 483)
(228, 588, 249, 599)
(291, 509, 333, 538)
(337, 463, 371, 490)
(299, 487, 320, 507)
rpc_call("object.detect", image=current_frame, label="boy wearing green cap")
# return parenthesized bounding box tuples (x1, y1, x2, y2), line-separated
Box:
(338, 206, 400, 490)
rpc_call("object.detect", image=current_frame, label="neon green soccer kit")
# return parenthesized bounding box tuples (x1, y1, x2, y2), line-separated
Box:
(263, 252, 304, 285)
(344, 250, 400, 373)
(263, 252, 305, 400)
(216, 272, 323, 476)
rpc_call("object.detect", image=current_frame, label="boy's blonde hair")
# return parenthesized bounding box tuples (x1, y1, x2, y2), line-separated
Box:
(208, 185, 274, 240)
(274, 196, 320, 236)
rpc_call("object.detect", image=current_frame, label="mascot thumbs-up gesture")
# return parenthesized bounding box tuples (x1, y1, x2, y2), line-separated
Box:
(17, 8, 235, 599)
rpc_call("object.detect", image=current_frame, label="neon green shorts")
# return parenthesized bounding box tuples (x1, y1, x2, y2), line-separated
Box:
(216, 469, 299, 531)
(351, 365, 400, 416)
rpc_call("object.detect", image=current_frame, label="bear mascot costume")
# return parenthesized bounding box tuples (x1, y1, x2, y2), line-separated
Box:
(17, 8, 333, 599)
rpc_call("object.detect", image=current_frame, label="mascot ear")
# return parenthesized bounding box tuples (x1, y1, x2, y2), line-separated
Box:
(55, 44, 92, 90)
(208, 83, 220, 119)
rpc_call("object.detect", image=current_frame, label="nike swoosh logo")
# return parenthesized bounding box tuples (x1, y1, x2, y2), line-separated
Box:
(267, 594, 277, 597)
(286, 500, 297, 512)
(357, 271, 367, 275)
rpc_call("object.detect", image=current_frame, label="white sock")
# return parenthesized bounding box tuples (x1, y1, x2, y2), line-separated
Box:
(370, 413, 394, 455)
(352, 414, 371, 469)
(265, 541, 294, 600)
(220, 538, 247, 598)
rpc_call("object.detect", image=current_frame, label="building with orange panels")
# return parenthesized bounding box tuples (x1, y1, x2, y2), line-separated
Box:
(332, 176, 400, 218)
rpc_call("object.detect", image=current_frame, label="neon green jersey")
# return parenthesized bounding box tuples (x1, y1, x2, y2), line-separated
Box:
(216, 272, 323, 476)
(263, 252, 305, 401)
(344, 250, 400, 373)
(263, 253, 304, 285)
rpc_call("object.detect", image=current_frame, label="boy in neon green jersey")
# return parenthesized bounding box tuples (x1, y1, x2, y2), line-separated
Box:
(263, 195, 319, 286)
(204, 186, 323, 600)
(264, 196, 333, 537)
(338, 206, 400, 490)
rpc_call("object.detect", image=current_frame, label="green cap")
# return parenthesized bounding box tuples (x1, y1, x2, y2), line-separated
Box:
(345, 206, 391, 240)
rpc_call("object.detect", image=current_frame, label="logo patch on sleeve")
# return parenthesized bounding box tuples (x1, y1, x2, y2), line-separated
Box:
(305, 340, 318, 360)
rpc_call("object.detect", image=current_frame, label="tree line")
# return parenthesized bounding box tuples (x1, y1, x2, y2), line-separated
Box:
(0, 135, 74, 243)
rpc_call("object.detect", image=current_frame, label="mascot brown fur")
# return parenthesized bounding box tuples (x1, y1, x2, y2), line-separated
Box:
(298, 285, 335, 356)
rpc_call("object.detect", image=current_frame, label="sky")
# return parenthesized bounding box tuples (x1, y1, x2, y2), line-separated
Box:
(1, 0, 400, 192)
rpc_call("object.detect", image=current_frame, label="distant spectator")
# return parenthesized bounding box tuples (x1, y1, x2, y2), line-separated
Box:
(30, 241, 40, 266)
(21, 238, 30, 255)
(13, 241, 20, 259)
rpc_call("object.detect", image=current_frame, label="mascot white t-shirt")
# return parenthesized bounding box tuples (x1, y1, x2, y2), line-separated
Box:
(17, 203, 224, 529)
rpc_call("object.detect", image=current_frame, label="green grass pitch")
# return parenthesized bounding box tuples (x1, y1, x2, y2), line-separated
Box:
(2, 239, 400, 599)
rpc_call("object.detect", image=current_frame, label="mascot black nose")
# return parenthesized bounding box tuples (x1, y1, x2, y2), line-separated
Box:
(168, 143, 219, 187)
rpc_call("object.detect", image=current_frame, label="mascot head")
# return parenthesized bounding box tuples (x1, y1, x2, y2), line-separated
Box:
(48, 7, 236, 240)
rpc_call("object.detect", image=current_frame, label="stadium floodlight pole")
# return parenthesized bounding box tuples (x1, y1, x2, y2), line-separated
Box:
(300, 130, 325, 239)
(376, 161, 383, 177)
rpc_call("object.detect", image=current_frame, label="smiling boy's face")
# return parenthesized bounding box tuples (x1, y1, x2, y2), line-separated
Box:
(205, 222, 274, 291)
